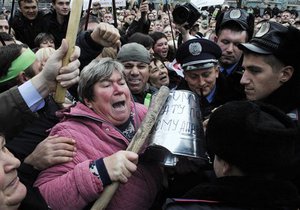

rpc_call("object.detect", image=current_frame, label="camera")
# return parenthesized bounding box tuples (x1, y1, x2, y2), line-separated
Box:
(172, 3, 201, 29)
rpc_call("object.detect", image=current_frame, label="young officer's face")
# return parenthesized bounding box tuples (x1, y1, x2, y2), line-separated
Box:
(216, 29, 247, 67)
(240, 53, 285, 100)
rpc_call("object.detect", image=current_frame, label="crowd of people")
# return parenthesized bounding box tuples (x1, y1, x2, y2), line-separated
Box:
(1, 0, 300, 209)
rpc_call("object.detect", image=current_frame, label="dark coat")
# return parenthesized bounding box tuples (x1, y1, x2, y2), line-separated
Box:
(46, 9, 69, 48)
(221, 57, 246, 101)
(10, 10, 50, 49)
(0, 86, 36, 140)
(6, 96, 59, 161)
(260, 74, 300, 193)
(6, 96, 60, 210)
(165, 176, 300, 210)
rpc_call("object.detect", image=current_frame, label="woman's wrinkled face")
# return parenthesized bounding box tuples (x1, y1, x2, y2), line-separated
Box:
(85, 70, 132, 126)
(149, 60, 169, 88)
(0, 136, 27, 210)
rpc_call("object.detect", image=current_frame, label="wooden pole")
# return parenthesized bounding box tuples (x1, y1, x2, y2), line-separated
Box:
(90, 86, 170, 210)
(54, 0, 83, 103)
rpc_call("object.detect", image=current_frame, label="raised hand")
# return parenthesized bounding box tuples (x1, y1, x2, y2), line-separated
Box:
(91, 22, 121, 49)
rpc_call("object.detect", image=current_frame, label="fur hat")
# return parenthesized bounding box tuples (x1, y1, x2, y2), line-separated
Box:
(206, 101, 298, 174)
(117, 43, 150, 64)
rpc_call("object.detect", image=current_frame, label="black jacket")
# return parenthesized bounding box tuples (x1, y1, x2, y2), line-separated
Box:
(260, 74, 300, 193)
(6, 97, 60, 210)
(221, 57, 246, 101)
(10, 10, 50, 49)
(46, 9, 69, 48)
(164, 176, 300, 210)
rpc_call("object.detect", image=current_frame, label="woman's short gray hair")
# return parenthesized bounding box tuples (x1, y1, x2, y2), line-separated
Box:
(78, 57, 125, 103)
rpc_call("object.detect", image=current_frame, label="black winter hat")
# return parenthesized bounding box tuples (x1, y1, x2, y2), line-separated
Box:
(206, 101, 298, 174)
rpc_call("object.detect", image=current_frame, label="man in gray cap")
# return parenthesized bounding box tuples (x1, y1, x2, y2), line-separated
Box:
(238, 21, 300, 191)
(117, 42, 154, 106)
(176, 38, 232, 118)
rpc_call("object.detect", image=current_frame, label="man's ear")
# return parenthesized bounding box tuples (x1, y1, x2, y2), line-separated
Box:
(215, 65, 220, 78)
(17, 72, 29, 85)
(280, 66, 294, 83)
(84, 98, 93, 109)
(213, 35, 218, 43)
(222, 160, 232, 176)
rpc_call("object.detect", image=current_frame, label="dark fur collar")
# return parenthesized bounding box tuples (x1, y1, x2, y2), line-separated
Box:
(183, 176, 300, 207)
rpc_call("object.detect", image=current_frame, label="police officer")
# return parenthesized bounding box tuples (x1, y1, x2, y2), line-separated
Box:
(214, 8, 255, 100)
(238, 21, 300, 191)
(176, 38, 232, 118)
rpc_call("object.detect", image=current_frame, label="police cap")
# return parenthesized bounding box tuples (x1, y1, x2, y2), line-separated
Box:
(176, 38, 221, 71)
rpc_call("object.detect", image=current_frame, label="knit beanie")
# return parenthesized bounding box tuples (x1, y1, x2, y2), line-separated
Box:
(117, 43, 150, 64)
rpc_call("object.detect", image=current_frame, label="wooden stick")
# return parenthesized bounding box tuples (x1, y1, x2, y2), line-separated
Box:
(54, 0, 83, 103)
(90, 86, 170, 210)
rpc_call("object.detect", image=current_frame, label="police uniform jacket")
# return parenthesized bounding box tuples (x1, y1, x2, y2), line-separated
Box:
(221, 57, 246, 101)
